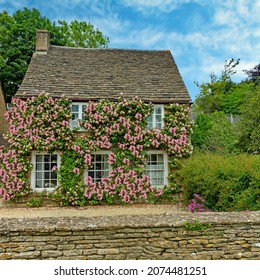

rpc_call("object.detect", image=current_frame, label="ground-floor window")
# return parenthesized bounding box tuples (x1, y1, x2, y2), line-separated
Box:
(31, 152, 60, 191)
(145, 151, 168, 187)
(85, 152, 111, 182)
(30, 151, 167, 190)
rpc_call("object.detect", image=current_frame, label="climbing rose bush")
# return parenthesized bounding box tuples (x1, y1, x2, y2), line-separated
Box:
(0, 146, 31, 200)
(85, 167, 163, 205)
(1, 93, 74, 201)
(4, 93, 73, 153)
(0, 93, 193, 205)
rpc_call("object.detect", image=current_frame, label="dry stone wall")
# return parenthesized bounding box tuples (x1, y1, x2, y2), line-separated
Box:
(0, 211, 259, 260)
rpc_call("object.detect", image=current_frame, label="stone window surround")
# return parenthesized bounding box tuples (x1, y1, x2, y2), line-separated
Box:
(31, 151, 61, 192)
(145, 150, 168, 188)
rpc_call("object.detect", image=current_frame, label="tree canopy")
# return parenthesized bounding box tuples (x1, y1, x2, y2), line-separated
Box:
(0, 8, 109, 101)
(243, 62, 260, 83)
(193, 59, 241, 114)
(192, 59, 260, 155)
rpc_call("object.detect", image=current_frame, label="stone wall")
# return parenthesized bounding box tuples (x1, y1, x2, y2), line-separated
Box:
(0, 211, 259, 260)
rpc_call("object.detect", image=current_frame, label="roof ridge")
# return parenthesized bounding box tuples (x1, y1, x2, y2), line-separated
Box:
(49, 45, 169, 52)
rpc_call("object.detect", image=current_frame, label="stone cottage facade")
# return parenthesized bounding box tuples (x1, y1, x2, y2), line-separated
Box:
(13, 30, 191, 194)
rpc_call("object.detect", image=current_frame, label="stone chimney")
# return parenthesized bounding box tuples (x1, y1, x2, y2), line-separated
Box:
(35, 30, 49, 53)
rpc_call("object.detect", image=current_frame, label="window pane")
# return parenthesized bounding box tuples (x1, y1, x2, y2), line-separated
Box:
(151, 154, 157, 162)
(156, 115, 162, 122)
(87, 154, 110, 182)
(95, 155, 101, 161)
(147, 105, 163, 130)
(155, 106, 162, 114)
(35, 180, 43, 189)
(71, 120, 79, 129)
(72, 113, 79, 120)
(51, 155, 57, 162)
(36, 162, 43, 171)
(36, 155, 42, 163)
(72, 105, 79, 112)
(147, 114, 153, 123)
(51, 180, 58, 187)
(158, 154, 163, 162)
(36, 172, 42, 180)
(44, 155, 50, 161)
(156, 122, 162, 129)
(44, 163, 50, 170)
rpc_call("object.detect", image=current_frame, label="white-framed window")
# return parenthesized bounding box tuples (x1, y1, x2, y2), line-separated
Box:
(70, 102, 87, 130)
(31, 152, 60, 191)
(147, 105, 164, 130)
(145, 151, 168, 188)
(84, 151, 112, 183)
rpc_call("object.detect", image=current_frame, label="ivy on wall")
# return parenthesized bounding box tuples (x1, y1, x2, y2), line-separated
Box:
(0, 93, 193, 205)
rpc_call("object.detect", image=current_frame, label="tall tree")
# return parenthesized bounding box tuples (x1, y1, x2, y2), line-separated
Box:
(193, 59, 240, 114)
(0, 8, 109, 102)
(243, 63, 260, 83)
(58, 20, 109, 48)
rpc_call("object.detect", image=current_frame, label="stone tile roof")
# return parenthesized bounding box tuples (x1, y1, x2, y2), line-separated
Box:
(16, 46, 191, 103)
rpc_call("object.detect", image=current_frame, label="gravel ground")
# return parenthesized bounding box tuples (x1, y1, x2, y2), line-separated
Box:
(0, 204, 187, 219)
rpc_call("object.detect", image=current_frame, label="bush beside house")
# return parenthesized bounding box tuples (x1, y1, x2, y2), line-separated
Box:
(179, 153, 260, 211)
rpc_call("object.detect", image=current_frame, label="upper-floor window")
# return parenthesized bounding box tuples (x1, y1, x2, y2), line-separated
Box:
(70, 102, 87, 130)
(31, 152, 60, 191)
(147, 105, 164, 130)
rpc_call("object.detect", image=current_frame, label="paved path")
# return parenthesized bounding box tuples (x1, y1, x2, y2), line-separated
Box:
(0, 204, 186, 219)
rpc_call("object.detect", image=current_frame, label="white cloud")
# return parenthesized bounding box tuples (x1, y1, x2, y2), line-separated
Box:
(119, 0, 204, 13)
(212, 0, 260, 27)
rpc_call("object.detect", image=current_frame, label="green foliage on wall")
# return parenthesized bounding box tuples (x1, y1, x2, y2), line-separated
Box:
(0, 93, 193, 206)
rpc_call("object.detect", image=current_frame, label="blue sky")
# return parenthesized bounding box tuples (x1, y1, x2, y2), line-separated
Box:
(1, 0, 260, 101)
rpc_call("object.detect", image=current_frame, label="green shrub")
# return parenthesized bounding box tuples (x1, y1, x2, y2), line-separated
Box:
(192, 112, 239, 154)
(178, 153, 260, 211)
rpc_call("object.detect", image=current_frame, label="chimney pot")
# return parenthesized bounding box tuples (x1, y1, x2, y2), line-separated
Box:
(36, 30, 49, 53)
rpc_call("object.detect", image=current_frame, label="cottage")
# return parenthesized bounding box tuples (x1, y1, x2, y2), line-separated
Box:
(10, 30, 192, 199)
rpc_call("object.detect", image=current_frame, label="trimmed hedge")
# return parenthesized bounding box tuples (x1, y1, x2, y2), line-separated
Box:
(178, 153, 260, 211)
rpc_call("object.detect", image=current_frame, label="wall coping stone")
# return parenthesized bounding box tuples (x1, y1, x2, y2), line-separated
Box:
(1, 211, 260, 232)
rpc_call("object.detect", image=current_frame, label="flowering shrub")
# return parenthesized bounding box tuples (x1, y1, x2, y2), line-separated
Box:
(0, 93, 193, 205)
(4, 93, 73, 153)
(0, 146, 31, 200)
(180, 153, 260, 211)
(85, 167, 163, 205)
(1, 93, 75, 202)
(188, 194, 210, 212)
